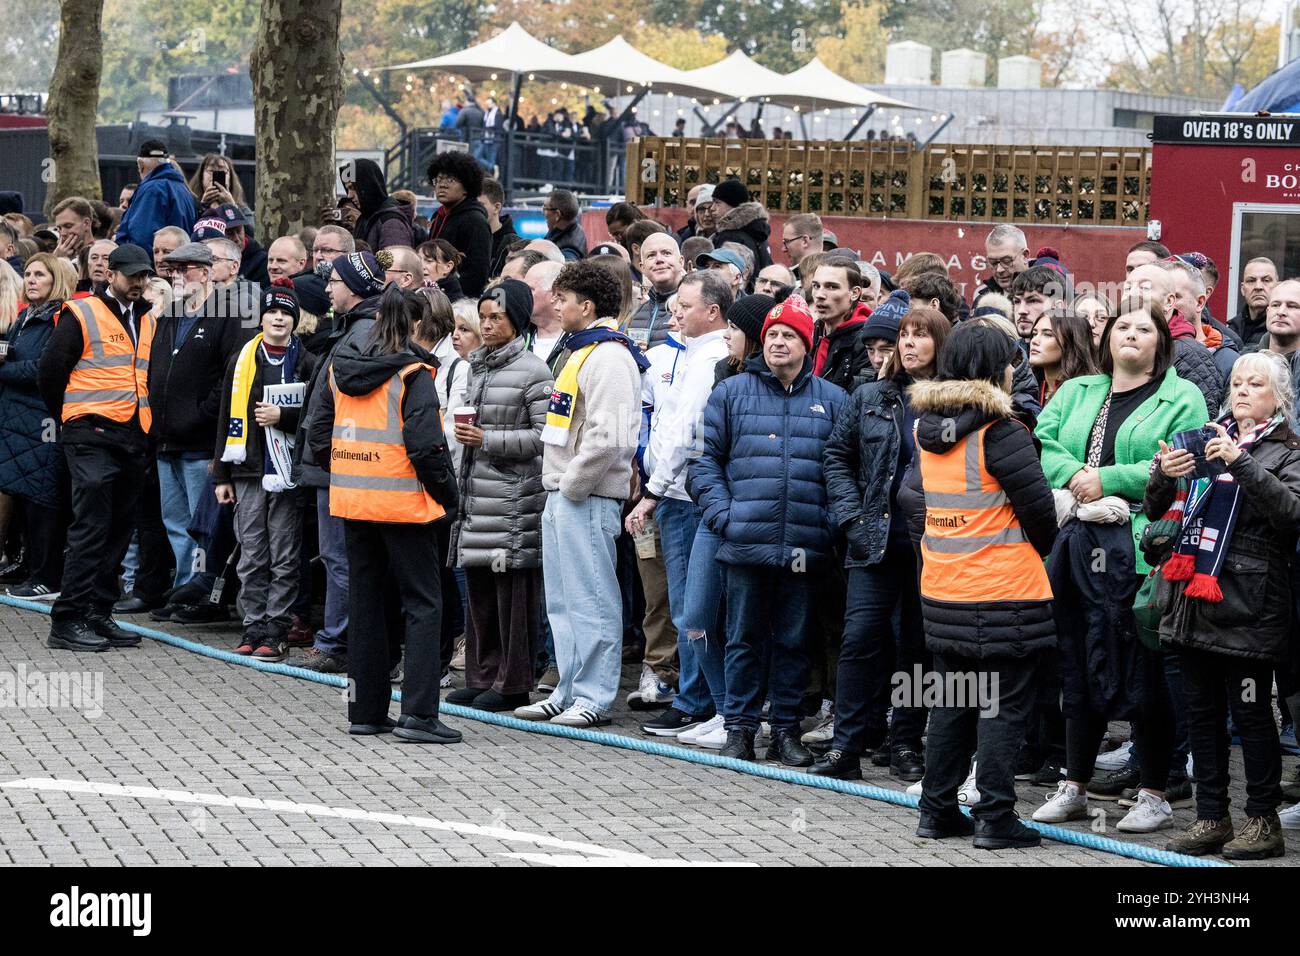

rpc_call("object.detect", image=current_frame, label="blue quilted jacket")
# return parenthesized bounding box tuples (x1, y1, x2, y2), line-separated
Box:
(690, 355, 846, 567)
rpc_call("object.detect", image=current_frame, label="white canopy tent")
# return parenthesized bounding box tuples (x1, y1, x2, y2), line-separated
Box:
(548, 35, 725, 102)
(382, 23, 917, 119)
(384, 22, 576, 81)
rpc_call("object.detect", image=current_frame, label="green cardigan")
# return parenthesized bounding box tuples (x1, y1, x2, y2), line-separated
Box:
(1035, 367, 1209, 574)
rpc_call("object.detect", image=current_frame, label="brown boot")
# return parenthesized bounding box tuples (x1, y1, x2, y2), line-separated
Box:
(1221, 813, 1285, 860)
(1165, 816, 1234, 856)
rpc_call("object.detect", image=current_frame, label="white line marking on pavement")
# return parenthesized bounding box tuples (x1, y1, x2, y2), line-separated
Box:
(1, 777, 755, 867)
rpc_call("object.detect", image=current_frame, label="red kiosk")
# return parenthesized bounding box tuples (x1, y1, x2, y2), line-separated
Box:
(1150, 113, 1300, 322)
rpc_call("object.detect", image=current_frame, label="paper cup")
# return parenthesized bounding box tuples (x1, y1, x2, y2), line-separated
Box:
(453, 406, 478, 427)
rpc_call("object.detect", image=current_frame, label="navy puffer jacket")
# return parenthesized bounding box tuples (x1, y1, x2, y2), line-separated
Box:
(690, 355, 847, 568)
(0, 302, 64, 507)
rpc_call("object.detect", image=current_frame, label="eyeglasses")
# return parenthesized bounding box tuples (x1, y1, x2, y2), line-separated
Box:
(433, 175, 460, 187)
(542, 206, 558, 213)
(325, 277, 345, 287)
(781, 235, 811, 249)
(314, 247, 345, 258)
(986, 255, 1019, 269)
(385, 270, 412, 279)
(214, 257, 239, 265)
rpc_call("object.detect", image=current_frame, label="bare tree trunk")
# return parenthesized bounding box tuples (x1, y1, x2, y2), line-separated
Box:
(44, 0, 105, 215)
(250, 0, 344, 246)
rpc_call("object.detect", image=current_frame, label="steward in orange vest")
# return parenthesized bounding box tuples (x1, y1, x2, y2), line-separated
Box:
(306, 285, 460, 743)
(36, 243, 157, 652)
(906, 375, 1057, 658)
(898, 322, 1059, 849)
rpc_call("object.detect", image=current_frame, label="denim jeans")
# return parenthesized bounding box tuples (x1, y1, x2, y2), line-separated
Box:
(920, 651, 1041, 822)
(314, 487, 348, 656)
(680, 522, 728, 713)
(542, 493, 624, 715)
(157, 454, 211, 587)
(835, 541, 925, 754)
(473, 140, 498, 171)
(723, 564, 811, 733)
(656, 498, 716, 716)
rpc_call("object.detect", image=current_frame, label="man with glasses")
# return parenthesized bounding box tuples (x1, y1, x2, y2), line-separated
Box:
(147, 242, 245, 622)
(384, 246, 424, 290)
(975, 224, 1029, 305)
(541, 189, 586, 262)
(292, 251, 387, 673)
(310, 225, 356, 272)
(782, 214, 823, 280)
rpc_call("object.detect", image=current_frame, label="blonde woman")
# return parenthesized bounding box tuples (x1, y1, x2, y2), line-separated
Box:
(0, 253, 75, 597)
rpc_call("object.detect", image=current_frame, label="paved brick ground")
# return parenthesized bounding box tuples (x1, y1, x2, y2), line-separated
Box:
(0, 601, 1293, 867)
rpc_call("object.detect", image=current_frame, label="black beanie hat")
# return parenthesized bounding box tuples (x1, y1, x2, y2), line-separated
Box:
(712, 177, 750, 209)
(479, 277, 535, 336)
(262, 277, 301, 326)
(726, 294, 776, 346)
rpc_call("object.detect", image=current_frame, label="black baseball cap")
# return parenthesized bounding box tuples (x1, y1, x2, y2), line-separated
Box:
(108, 244, 154, 276)
(137, 139, 168, 159)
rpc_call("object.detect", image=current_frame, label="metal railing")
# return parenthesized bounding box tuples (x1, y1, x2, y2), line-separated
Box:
(387, 127, 614, 196)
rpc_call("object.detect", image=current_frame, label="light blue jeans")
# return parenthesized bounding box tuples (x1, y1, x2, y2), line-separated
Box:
(157, 455, 211, 587)
(542, 492, 623, 715)
(679, 521, 728, 714)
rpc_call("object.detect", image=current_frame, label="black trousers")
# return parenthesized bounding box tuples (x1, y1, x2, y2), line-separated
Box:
(919, 651, 1041, 822)
(1181, 645, 1283, 820)
(344, 519, 442, 725)
(131, 457, 173, 601)
(53, 442, 144, 622)
(1066, 643, 1175, 788)
(21, 496, 66, 590)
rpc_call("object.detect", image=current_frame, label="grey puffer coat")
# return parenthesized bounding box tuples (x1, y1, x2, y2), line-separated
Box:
(450, 334, 554, 569)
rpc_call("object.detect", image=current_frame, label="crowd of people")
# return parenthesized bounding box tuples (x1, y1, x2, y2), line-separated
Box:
(4, 140, 1300, 858)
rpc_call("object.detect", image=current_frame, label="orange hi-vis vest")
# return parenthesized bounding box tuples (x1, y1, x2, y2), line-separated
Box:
(918, 422, 1052, 604)
(61, 296, 154, 432)
(329, 362, 446, 524)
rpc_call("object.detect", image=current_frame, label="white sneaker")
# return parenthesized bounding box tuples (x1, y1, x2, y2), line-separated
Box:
(642, 678, 676, 707)
(450, 635, 467, 671)
(1033, 781, 1089, 823)
(550, 702, 611, 728)
(757, 721, 771, 742)
(1095, 740, 1134, 772)
(801, 713, 835, 746)
(1280, 802, 1300, 830)
(626, 664, 656, 706)
(691, 714, 729, 749)
(514, 698, 565, 721)
(906, 779, 924, 796)
(678, 713, 724, 746)
(1116, 789, 1174, 833)
(958, 761, 980, 806)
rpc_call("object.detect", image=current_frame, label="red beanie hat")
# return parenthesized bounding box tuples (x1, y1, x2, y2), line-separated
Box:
(761, 299, 815, 353)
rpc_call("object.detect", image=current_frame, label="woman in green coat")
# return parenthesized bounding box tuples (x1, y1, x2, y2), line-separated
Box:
(1031, 297, 1208, 834)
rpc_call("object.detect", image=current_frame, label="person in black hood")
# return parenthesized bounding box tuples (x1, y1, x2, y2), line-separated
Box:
(307, 284, 460, 743)
(708, 178, 773, 272)
(343, 158, 414, 254)
(426, 151, 492, 296)
(900, 322, 1058, 851)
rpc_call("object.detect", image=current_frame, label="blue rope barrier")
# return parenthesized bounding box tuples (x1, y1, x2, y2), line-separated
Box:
(3, 594, 1230, 867)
